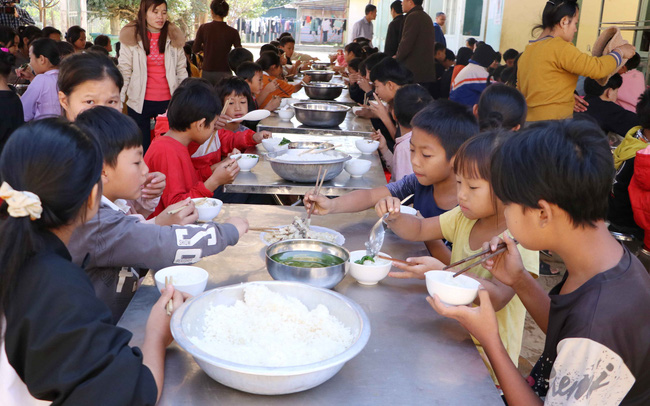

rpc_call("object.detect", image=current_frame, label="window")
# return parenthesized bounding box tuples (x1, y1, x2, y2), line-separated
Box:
(462, 0, 483, 36)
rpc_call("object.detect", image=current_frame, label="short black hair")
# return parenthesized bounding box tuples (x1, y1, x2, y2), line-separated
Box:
(42, 26, 61, 38)
(210, 0, 229, 17)
(445, 49, 456, 62)
(278, 32, 292, 39)
(584, 74, 623, 97)
(503, 48, 519, 61)
(456, 47, 473, 66)
(637, 89, 650, 130)
(436, 12, 445, 17)
(412, 0, 424, 5)
(625, 52, 641, 71)
(434, 42, 446, 53)
(344, 42, 364, 58)
(216, 76, 252, 105)
(365, 4, 377, 14)
(30, 38, 61, 66)
(269, 40, 280, 48)
(0, 48, 15, 77)
(492, 119, 612, 227)
(227, 47, 253, 72)
(454, 130, 511, 181)
(466, 38, 477, 46)
(64, 25, 84, 45)
(390, 1, 402, 14)
(75, 106, 142, 168)
(279, 36, 295, 47)
(348, 57, 362, 72)
(167, 78, 220, 131)
(359, 52, 388, 76)
(88, 45, 109, 55)
(56, 41, 75, 59)
(411, 100, 479, 160)
(94, 34, 110, 47)
(494, 52, 502, 64)
(256, 50, 281, 71)
(236, 61, 262, 81)
(477, 83, 527, 131)
(393, 84, 433, 128)
(369, 58, 413, 85)
(260, 44, 279, 55)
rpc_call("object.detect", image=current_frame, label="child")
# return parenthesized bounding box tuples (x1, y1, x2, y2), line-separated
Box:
(57, 52, 123, 120)
(439, 49, 456, 99)
(616, 53, 645, 113)
(450, 43, 497, 107)
(381, 131, 539, 385)
(579, 74, 639, 137)
(432, 120, 650, 404)
(227, 47, 253, 73)
(72, 107, 247, 322)
(236, 61, 281, 112)
(609, 89, 650, 239)
(368, 58, 413, 140)
(65, 25, 86, 53)
(305, 100, 479, 263)
(475, 83, 527, 131)
(502, 48, 518, 68)
(376, 84, 433, 182)
(144, 78, 239, 216)
(256, 50, 309, 109)
(278, 36, 302, 77)
(0, 118, 186, 404)
(0, 48, 23, 153)
(19, 38, 60, 121)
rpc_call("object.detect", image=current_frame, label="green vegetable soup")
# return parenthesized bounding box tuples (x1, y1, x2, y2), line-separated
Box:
(271, 251, 344, 268)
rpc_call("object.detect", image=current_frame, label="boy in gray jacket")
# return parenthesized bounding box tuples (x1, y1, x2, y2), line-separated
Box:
(70, 107, 248, 323)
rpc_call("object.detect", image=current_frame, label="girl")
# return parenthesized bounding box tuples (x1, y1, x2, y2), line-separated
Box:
(19, 38, 60, 121)
(376, 131, 539, 383)
(57, 51, 123, 121)
(64, 25, 86, 53)
(475, 83, 527, 131)
(256, 50, 309, 109)
(0, 48, 23, 153)
(518, 0, 635, 121)
(0, 118, 186, 404)
(119, 0, 187, 152)
(12, 25, 41, 85)
(451, 47, 472, 85)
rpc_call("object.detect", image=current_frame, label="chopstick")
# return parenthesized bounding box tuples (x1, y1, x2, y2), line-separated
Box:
(167, 197, 207, 215)
(299, 144, 342, 156)
(377, 255, 410, 266)
(249, 227, 277, 232)
(312, 144, 341, 154)
(444, 239, 519, 278)
(164, 276, 174, 316)
(306, 166, 328, 221)
(400, 194, 414, 205)
(206, 99, 231, 152)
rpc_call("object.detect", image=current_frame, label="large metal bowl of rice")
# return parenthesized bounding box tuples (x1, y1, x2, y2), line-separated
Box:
(266, 148, 351, 183)
(170, 281, 371, 395)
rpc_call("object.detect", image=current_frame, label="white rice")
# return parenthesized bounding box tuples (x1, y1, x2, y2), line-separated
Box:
(274, 151, 340, 162)
(190, 285, 354, 367)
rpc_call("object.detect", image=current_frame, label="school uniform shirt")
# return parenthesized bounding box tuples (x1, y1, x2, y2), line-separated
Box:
(529, 247, 650, 405)
(258, 72, 296, 109)
(1, 231, 157, 405)
(391, 131, 413, 182)
(439, 206, 540, 383)
(385, 173, 447, 218)
(577, 95, 639, 137)
(20, 69, 59, 121)
(68, 197, 239, 323)
(517, 36, 620, 121)
(144, 136, 214, 216)
(449, 61, 489, 107)
(0, 90, 24, 152)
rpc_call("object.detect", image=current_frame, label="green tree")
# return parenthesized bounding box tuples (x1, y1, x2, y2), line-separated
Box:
(87, 0, 139, 35)
(26, 0, 60, 27)
(228, 0, 266, 23)
(262, 0, 291, 8)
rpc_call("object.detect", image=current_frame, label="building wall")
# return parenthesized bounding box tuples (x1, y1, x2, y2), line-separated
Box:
(348, 0, 370, 43)
(498, 0, 546, 53)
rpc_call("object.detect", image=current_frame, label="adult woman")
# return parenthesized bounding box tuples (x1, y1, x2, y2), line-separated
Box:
(119, 0, 187, 152)
(192, 0, 241, 85)
(517, 0, 635, 121)
(65, 26, 86, 53)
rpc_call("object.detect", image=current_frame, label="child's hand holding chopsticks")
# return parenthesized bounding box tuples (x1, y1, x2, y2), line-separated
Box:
(389, 255, 446, 280)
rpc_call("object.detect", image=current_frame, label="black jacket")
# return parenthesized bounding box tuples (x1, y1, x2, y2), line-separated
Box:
(384, 14, 405, 57)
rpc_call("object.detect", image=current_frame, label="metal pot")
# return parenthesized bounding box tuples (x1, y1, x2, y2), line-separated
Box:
(292, 102, 351, 128)
(266, 148, 351, 183)
(303, 82, 345, 100)
(311, 62, 331, 70)
(303, 70, 335, 82)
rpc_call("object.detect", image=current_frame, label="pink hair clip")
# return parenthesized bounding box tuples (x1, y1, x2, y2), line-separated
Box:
(0, 47, 9, 53)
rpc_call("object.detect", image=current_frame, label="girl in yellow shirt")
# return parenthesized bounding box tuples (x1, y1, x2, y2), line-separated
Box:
(376, 131, 539, 384)
(517, 0, 635, 121)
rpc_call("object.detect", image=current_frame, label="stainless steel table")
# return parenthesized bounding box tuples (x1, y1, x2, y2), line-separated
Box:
(223, 133, 387, 196)
(118, 205, 503, 405)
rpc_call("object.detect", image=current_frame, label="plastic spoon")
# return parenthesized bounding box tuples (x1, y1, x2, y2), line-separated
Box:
(227, 109, 271, 123)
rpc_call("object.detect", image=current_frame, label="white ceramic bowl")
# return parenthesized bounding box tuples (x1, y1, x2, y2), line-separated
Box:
(348, 250, 392, 285)
(400, 205, 417, 216)
(278, 109, 295, 121)
(155, 265, 209, 297)
(352, 106, 364, 116)
(231, 153, 258, 171)
(192, 198, 223, 222)
(344, 159, 372, 177)
(425, 270, 481, 306)
(355, 139, 379, 154)
(262, 138, 289, 152)
(280, 98, 298, 108)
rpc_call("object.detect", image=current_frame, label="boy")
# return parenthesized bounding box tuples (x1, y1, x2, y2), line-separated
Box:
(227, 47, 253, 73)
(278, 36, 301, 77)
(578, 74, 639, 137)
(236, 61, 281, 112)
(305, 100, 478, 263)
(502, 48, 518, 68)
(431, 119, 650, 405)
(450, 43, 497, 107)
(72, 106, 248, 323)
(144, 78, 240, 216)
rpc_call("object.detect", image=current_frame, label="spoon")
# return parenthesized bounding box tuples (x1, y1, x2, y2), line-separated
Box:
(227, 109, 271, 123)
(365, 213, 389, 257)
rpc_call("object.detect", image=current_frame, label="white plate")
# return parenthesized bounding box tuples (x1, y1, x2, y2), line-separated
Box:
(260, 225, 345, 246)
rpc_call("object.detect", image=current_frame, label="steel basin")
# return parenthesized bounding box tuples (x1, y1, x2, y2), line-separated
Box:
(311, 62, 331, 70)
(292, 102, 351, 128)
(266, 148, 351, 183)
(303, 82, 345, 100)
(303, 70, 335, 82)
